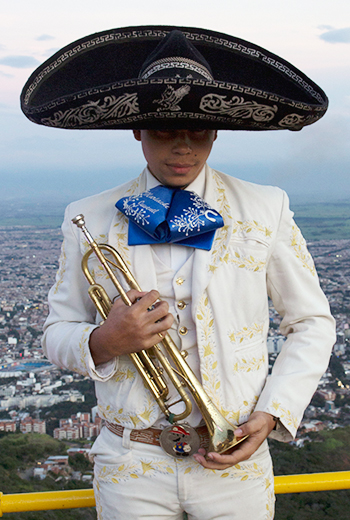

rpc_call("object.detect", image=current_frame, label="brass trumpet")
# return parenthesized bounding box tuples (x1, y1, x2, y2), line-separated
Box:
(72, 214, 247, 454)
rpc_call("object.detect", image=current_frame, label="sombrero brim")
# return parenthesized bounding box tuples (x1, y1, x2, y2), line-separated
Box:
(21, 25, 328, 131)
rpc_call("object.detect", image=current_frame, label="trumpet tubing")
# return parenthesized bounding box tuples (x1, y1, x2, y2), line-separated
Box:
(72, 214, 247, 454)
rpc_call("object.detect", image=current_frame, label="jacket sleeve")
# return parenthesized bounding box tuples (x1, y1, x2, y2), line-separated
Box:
(254, 191, 336, 441)
(41, 204, 119, 381)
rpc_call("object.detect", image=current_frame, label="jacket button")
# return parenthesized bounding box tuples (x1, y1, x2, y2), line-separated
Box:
(176, 277, 184, 285)
(177, 300, 186, 310)
(179, 327, 188, 336)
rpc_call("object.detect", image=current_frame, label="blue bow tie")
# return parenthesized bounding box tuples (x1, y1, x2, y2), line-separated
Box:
(115, 185, 224, 250)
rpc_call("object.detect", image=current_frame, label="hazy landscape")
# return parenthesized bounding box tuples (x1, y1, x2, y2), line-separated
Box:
(1, 199, 350, 241)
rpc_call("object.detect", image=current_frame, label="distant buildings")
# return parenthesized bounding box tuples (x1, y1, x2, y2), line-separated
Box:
(54, 412, 102, 440)
(267, 335, 285, 354)
(0, 419, 16, 432)
(20, 417, 46, 434)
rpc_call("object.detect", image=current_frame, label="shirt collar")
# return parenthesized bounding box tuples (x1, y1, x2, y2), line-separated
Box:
(145, 165, 206, 198)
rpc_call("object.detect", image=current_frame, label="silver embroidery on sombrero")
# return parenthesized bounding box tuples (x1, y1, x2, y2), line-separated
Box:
(41, 93, 139, 128)
(200, 94, 278, 122)
(141, 57, 213, 81)
(278, 113, 305, 128)
(154, 85, 191, 111)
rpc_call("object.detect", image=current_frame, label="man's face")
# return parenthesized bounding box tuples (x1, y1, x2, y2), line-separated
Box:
(133, 129, 217, 188)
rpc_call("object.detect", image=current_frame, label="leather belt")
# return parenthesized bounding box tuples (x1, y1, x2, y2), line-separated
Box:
(105, 421, 210, 449)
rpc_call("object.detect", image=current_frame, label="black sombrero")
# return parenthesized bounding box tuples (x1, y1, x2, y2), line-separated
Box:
(21, 25, 328, 131)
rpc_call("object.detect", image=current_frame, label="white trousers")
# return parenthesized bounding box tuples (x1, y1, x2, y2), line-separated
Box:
(90, 426, 275, 520)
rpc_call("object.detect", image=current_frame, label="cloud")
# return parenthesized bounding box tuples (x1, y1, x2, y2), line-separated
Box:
(0, 55, 40, 68)
(319, 27, 350, 44)
(36, 34, 55, 41)
(0, 70, 13, 78)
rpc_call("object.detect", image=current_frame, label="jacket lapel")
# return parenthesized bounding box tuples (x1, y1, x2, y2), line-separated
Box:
(191, 165, 233, 316)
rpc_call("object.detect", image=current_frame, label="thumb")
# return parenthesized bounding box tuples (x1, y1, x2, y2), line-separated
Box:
(234, 415, 258, 438)
(234, 424, 249, 439)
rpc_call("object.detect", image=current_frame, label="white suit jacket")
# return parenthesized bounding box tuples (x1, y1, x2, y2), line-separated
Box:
(42, 165, 335, 442)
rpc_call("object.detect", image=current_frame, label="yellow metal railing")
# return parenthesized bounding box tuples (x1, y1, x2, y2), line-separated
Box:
(1, 472, 350, 516)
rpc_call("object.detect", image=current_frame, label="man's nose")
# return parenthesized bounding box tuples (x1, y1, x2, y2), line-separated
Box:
(172, 131, 192, 154)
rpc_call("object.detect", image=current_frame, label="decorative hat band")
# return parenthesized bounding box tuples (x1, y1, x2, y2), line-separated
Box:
(140, 57, 214, 81)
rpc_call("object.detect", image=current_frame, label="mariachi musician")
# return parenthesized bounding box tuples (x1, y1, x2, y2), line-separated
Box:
(21, 26, 335, 520)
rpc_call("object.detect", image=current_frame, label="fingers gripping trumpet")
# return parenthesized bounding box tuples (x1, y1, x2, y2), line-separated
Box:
(72, 214, 248, 457)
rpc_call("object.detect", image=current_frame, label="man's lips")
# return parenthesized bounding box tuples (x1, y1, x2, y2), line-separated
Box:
(166, 163, 195, 172)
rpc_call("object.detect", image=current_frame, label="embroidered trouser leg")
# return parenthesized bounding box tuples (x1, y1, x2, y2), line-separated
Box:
(90, 427, 275, 520)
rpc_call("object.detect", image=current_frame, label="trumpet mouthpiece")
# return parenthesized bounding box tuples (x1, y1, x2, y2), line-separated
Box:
(72, 214, 86, 228)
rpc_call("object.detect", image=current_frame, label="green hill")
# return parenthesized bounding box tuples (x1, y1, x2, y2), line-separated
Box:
(270, 427, 350, 520)
(0, 433, 96, 519)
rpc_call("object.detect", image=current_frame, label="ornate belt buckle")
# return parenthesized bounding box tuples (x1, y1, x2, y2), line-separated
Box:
(160, 423, 200, 458)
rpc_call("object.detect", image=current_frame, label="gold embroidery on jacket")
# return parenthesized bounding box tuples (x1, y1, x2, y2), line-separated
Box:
(233, 355, 266, 374)
(228, 323, 265, 372)
(272, 400, 299, 430)
(209, 173, 232, 272)
(196, 293, 220, 397)
(224, 251, 266, 272)
(229, 323, 264, 345)
(113, 366, 136, 383)
(290, 224, 315, 276)
(98, 395, 158, 429)
(232, 220, 272, 238)
(72, 326, 91, 376)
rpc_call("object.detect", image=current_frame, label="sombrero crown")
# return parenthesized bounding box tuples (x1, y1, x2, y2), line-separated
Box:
(21, 25, 328, 131)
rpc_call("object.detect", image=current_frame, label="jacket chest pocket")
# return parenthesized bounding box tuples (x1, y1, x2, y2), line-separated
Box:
(225, 236, 270, 273)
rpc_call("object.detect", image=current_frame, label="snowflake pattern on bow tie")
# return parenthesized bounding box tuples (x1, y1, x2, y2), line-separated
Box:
(170, 193, 213, 236)
(121, 199, 150, 226)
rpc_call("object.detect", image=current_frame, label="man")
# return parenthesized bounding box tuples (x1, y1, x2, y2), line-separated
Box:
(21, 26, 335, 519)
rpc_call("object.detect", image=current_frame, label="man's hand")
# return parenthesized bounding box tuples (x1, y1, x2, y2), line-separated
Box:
(193, 411, 276, 470)
(89, 289, 174, 365)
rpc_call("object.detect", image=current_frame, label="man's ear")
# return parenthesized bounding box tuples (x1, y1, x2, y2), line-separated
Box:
(133, 130, 141, 141)
(213, 130, 218, 142)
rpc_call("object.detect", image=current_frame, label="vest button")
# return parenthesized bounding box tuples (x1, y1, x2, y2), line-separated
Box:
(177, 300, 186, 310)
(179, 327, 188, 336)
(176, 277, 185, 285)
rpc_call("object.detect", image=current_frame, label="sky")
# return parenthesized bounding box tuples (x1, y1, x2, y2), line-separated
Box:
(1, 0, 350, 205)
